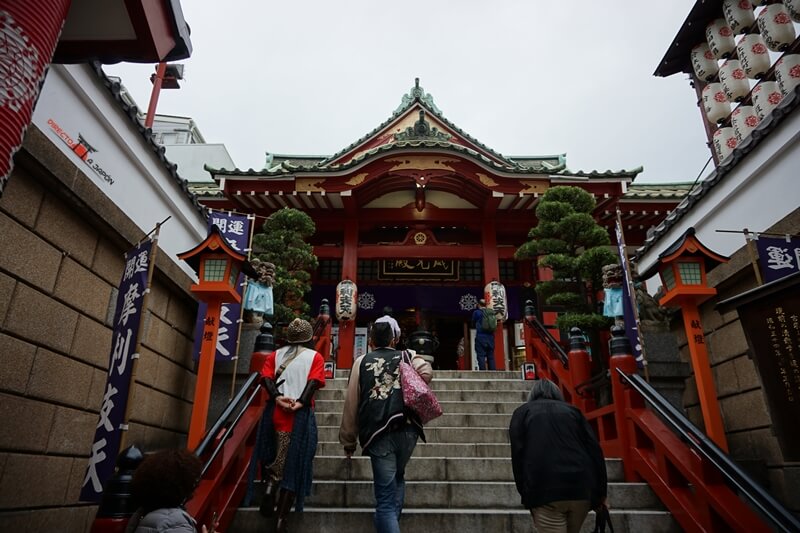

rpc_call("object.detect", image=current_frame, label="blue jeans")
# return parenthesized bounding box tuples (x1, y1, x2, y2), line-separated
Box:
(366, 426, 419, 533)
(475, 336, 495, 370)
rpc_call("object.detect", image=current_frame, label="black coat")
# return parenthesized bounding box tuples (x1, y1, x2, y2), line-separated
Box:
(509, 398, 607, 509)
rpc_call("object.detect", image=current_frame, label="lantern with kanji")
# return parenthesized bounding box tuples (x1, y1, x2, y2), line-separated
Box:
(712, 127, 738, 161)
(178, 226, 254, 449)
(335, 279, 357, 321)
(648, 227, 730, 451)
(785, 0, 800, 22)
(690, 43, 719, 81)
(484, 280, 508, 321)
(752, 80, 783, 118)
(702, 83, 732, 123)
(719, 59, 750, 101)
(736, 33, 770, 79)
(723, 0, 755, 34)
(731, 105, 760, 141)
(706, 18, 736, 59)
(757, 4, 796, 52)
(775, 54, 800, 95)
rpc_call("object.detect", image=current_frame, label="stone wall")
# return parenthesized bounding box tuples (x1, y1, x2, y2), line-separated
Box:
(0, 129, 199, 530)
(673, 207, 800, 512)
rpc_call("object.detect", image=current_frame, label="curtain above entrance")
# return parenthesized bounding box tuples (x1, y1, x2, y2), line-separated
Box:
(312, 285, 522, 321)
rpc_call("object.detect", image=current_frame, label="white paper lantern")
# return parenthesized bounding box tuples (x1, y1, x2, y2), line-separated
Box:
(756, 4, 796, 52)
(775, 54, 800, 95)
(712, 127, 738, 161)
(751, 80, 783, 119)
(691, 43, 720, 81)
(702, 83, 733, 123)
(335, 279, 357, 321)
(736, 34, 771, 78)
(484, 281, 508, 321)
(723, 0, 755, 34)
(706, 18, 737, 59)
(719, 59, 751, 101)
(784, 0, 800, 22)
(731, 105, 760, 141)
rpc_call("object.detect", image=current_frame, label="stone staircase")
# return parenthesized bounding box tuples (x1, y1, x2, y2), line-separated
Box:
(231, 370, 679, 532)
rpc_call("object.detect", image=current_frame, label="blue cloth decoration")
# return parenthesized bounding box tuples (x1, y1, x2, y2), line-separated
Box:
(603, 288, 624, 317)
(244, 402, 318, 511)
(244, 283, 273, 314)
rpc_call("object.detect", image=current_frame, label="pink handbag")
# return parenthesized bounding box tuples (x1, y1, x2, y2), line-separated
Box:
(399, 351, 442, 424)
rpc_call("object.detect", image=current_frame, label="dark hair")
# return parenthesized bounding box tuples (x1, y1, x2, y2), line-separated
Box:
(528, 378, 565, 402)
(131, 449, 202, 512)
(382, 306, 393, 315)
(371, 321, 394, 348)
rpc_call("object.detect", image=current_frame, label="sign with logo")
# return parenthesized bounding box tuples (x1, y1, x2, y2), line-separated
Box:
(47, 118, 115, 185)
(756, 235, 800, 284)
(192, 212, 252, 361)
(521, 362, 536, 380)
(80, 239, 152, 502)
(379, 259, 458, 280)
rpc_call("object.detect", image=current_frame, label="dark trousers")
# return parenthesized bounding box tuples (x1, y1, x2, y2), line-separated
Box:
(475, 336, 495, 370)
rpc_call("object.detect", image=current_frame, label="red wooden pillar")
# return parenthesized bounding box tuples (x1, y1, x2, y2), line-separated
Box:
(481, 215, 505, 370)
(338, 217, 358, 369)
(188, 298, 222, 450)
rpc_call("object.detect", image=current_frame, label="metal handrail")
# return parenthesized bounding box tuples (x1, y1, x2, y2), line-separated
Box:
(617, 368, 800, 533)
(194, 372, 262, 460)
(527, 316, 569, 368)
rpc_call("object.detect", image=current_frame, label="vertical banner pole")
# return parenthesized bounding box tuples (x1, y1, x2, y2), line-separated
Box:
(743, 228, 764, 287)
(229, 214, 258, 400)
(118, 217, 168, 452)
(616, 209, 650, 381)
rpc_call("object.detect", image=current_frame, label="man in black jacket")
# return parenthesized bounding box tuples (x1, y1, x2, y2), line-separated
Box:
(509, 378, 607, 533)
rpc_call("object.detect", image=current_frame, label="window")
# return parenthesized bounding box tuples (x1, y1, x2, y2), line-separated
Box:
(358, 260, 378, 281)
(460, 260, 483, 282)
(499, 260, 516, 281)
(678, 262, 703, 285)
(319, 259, 342, 281)
(203, 259, 227, 282)
(661, 265, 676, 290)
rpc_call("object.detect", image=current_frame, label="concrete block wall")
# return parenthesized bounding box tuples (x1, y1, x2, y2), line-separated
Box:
(0, 131, 200, 530)
(671, 207, 800, 513)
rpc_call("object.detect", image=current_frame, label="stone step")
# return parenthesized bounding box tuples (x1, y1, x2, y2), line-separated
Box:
(317, 388, 528, 403)
(318, 425, 510, 444)
(316, 411, 513, 428)
(293, 480, 662, 510)
(315, 399, 523, 414)
(316, 441, 513, 458)
(231, 508, 681, 533)
(312, 456, 625, 483)
(321, 378, 532, 391)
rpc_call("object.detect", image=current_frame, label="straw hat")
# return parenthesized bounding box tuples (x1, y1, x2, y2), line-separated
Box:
(286, 318, 313, 344)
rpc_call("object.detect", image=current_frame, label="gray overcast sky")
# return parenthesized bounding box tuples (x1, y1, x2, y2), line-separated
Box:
(106, 0, 709, 184)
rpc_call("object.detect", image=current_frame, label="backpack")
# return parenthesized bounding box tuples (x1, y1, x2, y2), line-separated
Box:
(480, 308, 497, 332)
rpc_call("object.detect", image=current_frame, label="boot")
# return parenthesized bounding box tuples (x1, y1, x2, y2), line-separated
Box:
(275, 489, 295, 533)
(259, 473, 279, 517)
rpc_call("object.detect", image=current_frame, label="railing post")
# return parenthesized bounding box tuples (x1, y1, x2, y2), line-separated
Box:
(568, 327, 594, 412)
(609, 326, 639, 482)
(249, 320, 275, 374)
(523, 300, 537, 364)
(89, 446, 144, 533)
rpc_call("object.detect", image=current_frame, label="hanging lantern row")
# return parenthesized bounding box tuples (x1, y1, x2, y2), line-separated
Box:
(693, 2, 798, 83)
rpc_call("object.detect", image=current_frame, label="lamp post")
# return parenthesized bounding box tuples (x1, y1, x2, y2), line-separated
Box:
(655, 228, 729, 451)
(178, 226, 252, 449)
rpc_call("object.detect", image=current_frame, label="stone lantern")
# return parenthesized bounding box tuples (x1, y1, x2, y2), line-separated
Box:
(178, 226, 254, 449)
(652, 227, 730, 451)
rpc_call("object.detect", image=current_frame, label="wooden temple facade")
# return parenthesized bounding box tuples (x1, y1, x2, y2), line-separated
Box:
(196, 80, 687, 371)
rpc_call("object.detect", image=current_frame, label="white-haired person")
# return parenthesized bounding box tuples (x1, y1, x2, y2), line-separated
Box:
(509, 378, 607, 533)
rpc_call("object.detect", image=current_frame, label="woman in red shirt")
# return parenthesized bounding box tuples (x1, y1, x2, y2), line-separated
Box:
(259, 318, 325, 533)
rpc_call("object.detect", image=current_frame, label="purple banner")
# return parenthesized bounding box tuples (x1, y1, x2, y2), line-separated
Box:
(80, 239, 152, 502)
(313, 285, 522, 321)
(756, 235, 800, 284)
(192, 212, 252, 361)
(615, 222, 644, 367)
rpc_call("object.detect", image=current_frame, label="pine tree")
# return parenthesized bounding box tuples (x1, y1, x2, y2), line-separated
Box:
(515, 186, 616, 332)
(252, 207, 318, 325)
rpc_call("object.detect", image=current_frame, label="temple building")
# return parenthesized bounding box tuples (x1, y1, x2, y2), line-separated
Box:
(195, 80, 688, 371)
